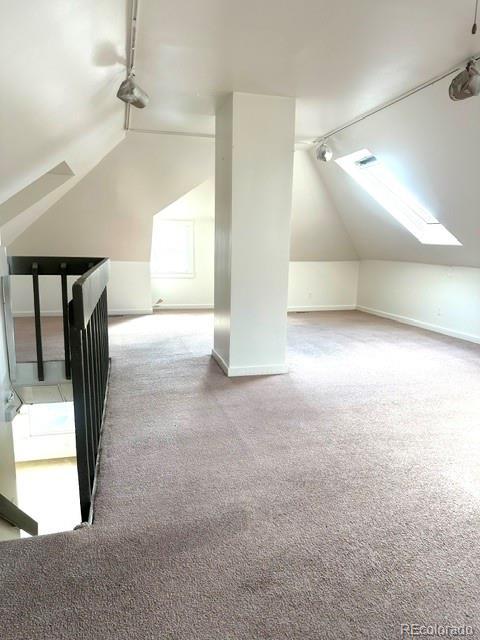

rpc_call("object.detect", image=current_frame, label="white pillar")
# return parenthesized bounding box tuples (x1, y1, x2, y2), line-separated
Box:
(213, 92, 295, 377)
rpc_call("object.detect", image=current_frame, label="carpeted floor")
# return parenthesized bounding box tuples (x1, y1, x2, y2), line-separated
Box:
(1, 310, 480, 639)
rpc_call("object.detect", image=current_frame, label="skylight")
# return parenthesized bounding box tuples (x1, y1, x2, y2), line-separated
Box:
(335, 149, 461, 246)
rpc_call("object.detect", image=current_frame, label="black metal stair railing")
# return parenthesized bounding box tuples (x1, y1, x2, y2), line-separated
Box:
(69, 259, 110, 522)
(8, 256, 108, 383)
(7, 256, 111, 525)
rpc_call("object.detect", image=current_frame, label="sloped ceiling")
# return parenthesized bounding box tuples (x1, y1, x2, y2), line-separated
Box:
(131, 0, 479, 138)
(0, 0, 128, 243)
(318, 74, 480, 267)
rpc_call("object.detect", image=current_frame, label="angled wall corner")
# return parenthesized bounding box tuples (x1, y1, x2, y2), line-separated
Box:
(290, 149, 358, 261)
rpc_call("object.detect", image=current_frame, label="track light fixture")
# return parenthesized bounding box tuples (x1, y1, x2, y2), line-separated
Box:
(118, 0, 149, 122)
(449, 61, 480, 101)
(117, 73, 149, 109)
(315, 141, 333, 162)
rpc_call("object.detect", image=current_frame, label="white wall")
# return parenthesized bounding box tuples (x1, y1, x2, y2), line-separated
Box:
(288, 262, 359, 311)
(290, 151, 357, 260)
(11, 262, 152, 317)
(358, 260, 480, 343)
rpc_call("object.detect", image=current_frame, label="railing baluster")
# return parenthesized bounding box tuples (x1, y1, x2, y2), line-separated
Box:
(31, 262, 44, 381)
(60, 262, 71, 380)
(93, 305, 103, 427)
(97, 299, 105, 389)
(83, 324, 98, 478)
(103, 288, 109, 382)
(100, 289, 107, 387)
(69, 303, 92, 523)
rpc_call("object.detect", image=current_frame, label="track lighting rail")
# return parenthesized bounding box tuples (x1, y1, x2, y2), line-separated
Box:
(311, 52, 480, 145)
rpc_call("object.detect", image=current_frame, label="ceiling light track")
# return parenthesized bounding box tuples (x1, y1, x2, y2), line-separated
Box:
(125, 0, 139, 129)
(129, 128, 216, 139)
(310, 51, 480, 155)
(117, 0, 149, 127)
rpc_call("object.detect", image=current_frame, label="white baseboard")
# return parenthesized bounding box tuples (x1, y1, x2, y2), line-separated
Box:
(211, 349, 229, 375)
(288, 304, 356, 312)
(13, 308, 153, 318)
(155, 304, 353, 312)
(154, 304, 213, 310)
(211, 349, 288, 377)
(357, 305, 480, 345)
(108, 308, 153, 316)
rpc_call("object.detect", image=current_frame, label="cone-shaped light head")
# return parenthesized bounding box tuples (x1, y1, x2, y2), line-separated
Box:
(449, 62, 480, 101)
(117, 75, 149, 108)
(315, 142, 333, 162)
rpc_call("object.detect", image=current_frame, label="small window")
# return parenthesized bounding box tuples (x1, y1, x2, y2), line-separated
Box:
(151, 219, 195, 277)
(335, 149, 461, 246)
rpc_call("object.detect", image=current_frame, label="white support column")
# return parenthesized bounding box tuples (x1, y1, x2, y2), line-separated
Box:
(213, 92, 295, 377)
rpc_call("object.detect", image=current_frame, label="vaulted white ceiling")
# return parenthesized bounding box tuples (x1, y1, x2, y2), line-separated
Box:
(131, 0, 480, 138)
(0, 0, 127, 242)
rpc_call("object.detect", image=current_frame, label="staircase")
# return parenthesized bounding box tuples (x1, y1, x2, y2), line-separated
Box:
(1, 254, 111, 528)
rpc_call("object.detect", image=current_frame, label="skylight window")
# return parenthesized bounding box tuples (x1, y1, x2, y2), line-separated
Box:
(335, 149, 461, 246)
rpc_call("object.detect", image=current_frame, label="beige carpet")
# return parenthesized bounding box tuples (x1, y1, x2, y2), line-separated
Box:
(1, 310, 480, 639)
